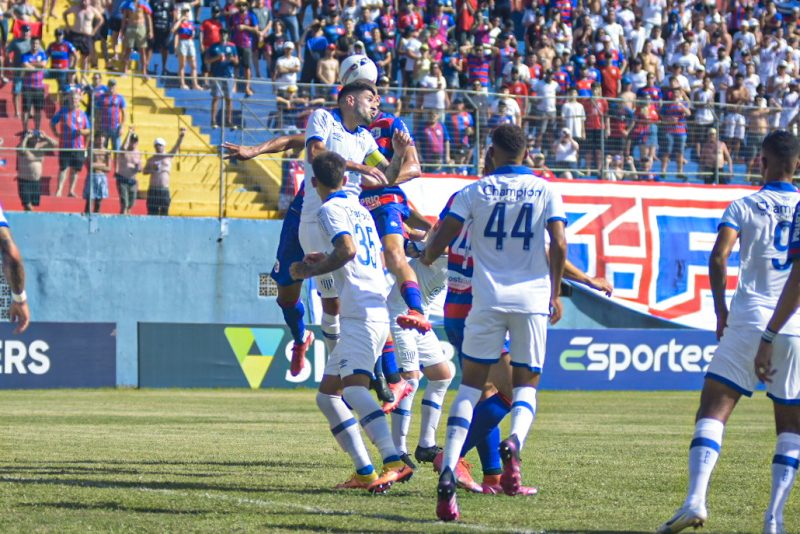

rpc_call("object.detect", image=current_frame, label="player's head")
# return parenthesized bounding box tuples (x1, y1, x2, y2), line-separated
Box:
(761, 130, 800, 181)
(338, 80, 378, 125)
(489, 124, 527, 166)
(311, 150, 346, 192)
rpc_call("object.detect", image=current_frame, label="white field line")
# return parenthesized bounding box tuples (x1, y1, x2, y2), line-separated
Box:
(0, 475, 539, 534)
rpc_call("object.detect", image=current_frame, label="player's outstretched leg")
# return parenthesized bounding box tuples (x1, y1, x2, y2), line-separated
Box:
(278, 296, 313, 376)
(382, 232, 432, 334)
(764, 432, 800, 534)
(415, 377, 450, 463)
(391, 376, 419, 468)
(379, 339, 414, 413)
(316, 388, 378, 490)
(342, 384, 414, 492)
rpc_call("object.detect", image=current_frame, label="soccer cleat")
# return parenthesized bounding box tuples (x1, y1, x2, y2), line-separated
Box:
(414, 444, 442, 464)
(400, 452, 417, 470)
(433, 452, 483, 493)
(290, 331, 314, 377)
(381, 378, 415, 414)
(656, 503, 708, 534)
(371, 373, 395, 404)
(396, 309, 432, 334)
(481, 474, 538, 496)
(763, 514, 784, 534)
(436, 467, 460, 521)
(334, 471, 378, 490)
(368, 460, 415, 493)
(499, 434, 523, 496)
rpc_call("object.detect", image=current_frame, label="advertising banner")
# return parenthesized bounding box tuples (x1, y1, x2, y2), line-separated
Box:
(139, 324, 721, 391)
(0, 322, 116, 389)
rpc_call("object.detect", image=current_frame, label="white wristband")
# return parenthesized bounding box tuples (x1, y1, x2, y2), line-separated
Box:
(11, 291, 26, 304)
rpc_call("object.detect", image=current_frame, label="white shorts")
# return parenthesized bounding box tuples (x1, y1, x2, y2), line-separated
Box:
(177, 39, 196, 58)
(298, 220, 337, 299)
(707, 327, 800, 402)
(391, 323, 447, 372)
(461, 309, 548, 372)
(323, 318, 389, 378)
(724, 113, 746, 140)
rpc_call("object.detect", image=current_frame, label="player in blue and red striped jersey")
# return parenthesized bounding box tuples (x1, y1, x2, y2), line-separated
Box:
(95, 79, 127, 151)
(52, 92, 91, 198)
(46, 28, 77, 92)
(20, 38, 48, 136)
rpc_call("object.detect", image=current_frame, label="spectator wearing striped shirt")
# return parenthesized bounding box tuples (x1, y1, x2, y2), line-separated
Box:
(20, 37, 47, 136)
(659, 78, 691, 180)
(52, 92, 91, 198)
(95, 78, 126, 151)
(47, 29, 77, 92)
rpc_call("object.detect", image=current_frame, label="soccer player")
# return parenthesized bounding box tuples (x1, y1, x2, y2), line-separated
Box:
(657, 130, 800, 534)
(387, 241, 453, 469)
(422, 124, 567, 521)
(290, 150, 413, 492)
(0, 206, 30, 334)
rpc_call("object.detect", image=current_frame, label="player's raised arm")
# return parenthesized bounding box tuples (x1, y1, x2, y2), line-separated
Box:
(223, 133, 305, 160)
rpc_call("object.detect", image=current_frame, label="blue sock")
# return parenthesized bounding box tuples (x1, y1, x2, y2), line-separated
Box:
(381, 340, 401, 383)
(400, 281, 424, 314)
(280, 300, 306, 344)
(476, 426, 502, 475)
(460, 393, 511, 458)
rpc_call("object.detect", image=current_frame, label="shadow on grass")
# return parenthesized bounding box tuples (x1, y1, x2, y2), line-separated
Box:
(20, 501, 217, 515)
(8, 458, 333, 470)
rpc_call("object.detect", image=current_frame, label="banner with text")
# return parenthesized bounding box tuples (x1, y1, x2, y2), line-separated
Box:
(138, 324, 720, 391)
(0, 322, 116, 389)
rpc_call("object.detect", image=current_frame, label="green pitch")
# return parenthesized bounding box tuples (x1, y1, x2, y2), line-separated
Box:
(0, 389, 795, 533)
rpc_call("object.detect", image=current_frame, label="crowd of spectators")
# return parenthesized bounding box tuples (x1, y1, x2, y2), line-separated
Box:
(3, 0, 800, 198)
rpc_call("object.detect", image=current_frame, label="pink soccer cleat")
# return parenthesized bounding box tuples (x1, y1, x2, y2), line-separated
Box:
(290, 331, 314, 377)
(436, 467, 460, 521)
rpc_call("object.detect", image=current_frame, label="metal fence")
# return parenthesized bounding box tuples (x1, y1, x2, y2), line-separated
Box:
(1, 68, 793, 219)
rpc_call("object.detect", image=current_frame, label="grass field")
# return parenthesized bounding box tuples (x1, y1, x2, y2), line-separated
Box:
(0, 389, 795, 533)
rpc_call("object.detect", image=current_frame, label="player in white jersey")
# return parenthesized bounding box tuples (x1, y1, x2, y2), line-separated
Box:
(422, 124, 568, 522)
(290, 151, 413, 493)
(301, 80, 408, 354)
(658, 131, 800, 534)
(387, 246, 453, 468)
(0, 205, 30, 333)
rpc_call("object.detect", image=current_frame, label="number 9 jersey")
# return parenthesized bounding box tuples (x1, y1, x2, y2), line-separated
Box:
(446, 165, 567, 315)
(317, 192, 391, 322)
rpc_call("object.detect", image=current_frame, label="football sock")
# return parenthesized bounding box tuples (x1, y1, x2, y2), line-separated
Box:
(279, 300, 306, 345)
(391, 378, 419, 453)
(373, 355, 384, 380)
(400, 280, 424, 314)
(509, 387, 537, 449)
(685, 417, 725, 507)
(381, 340, 401, 384)
(766, 432, 800, 526)
(320, 312, 340, 353)
(343, 385, 400, 464)
(442, 385, 482, 472)
(315, 392, 372, 473)
(477, 426, 502, 475)
(419, 378, 451, 448)
(460, 393, 511, 457)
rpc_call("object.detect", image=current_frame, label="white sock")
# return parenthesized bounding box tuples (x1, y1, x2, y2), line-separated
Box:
(442, 385, 482, 472)
(509, 386, 537, 449)
(391, 378, 418, 454)
(685, 418, 725, 508)
(765, 432, 800, 526)
(321, 313, 340, 353)
(343, 385, 400, 464)
(315, 392, 373, 473)
(419, 378, 450, 448)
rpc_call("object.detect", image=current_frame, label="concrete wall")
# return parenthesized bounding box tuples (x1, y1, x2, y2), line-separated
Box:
(10, 212, 677, 387)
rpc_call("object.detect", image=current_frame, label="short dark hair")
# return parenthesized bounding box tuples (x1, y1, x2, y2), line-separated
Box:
(312, 151, 346, 189)
(762, 130, 800, 175)
(491, 124, 527, 159)
(338, 80, 377, 103)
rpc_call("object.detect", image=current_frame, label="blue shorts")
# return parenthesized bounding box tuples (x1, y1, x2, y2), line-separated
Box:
(270, 208, 304, 286)
(660, 132, 686, 159)
(370, 202, 410, 238)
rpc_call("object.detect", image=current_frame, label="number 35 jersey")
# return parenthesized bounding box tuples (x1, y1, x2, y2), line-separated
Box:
(318, 192, 390, 322)
(722, 181, 800, 334)
(447, 165, 567, 314)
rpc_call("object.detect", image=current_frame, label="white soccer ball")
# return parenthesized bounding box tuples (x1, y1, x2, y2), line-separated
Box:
(339, 54, 378, 86)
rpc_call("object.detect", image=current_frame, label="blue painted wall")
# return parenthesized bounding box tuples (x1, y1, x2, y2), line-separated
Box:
(8, 212, 678, 387)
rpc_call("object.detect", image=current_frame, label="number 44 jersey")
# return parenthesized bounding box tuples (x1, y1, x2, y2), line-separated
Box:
(447, 165, 567, 315)
(723, 181, 800, 334)
(317, 191, 391, 322)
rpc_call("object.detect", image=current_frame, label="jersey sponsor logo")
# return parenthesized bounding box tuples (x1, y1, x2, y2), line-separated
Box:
(480, 184, 543, 201)
(756, 200, 793, 216)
